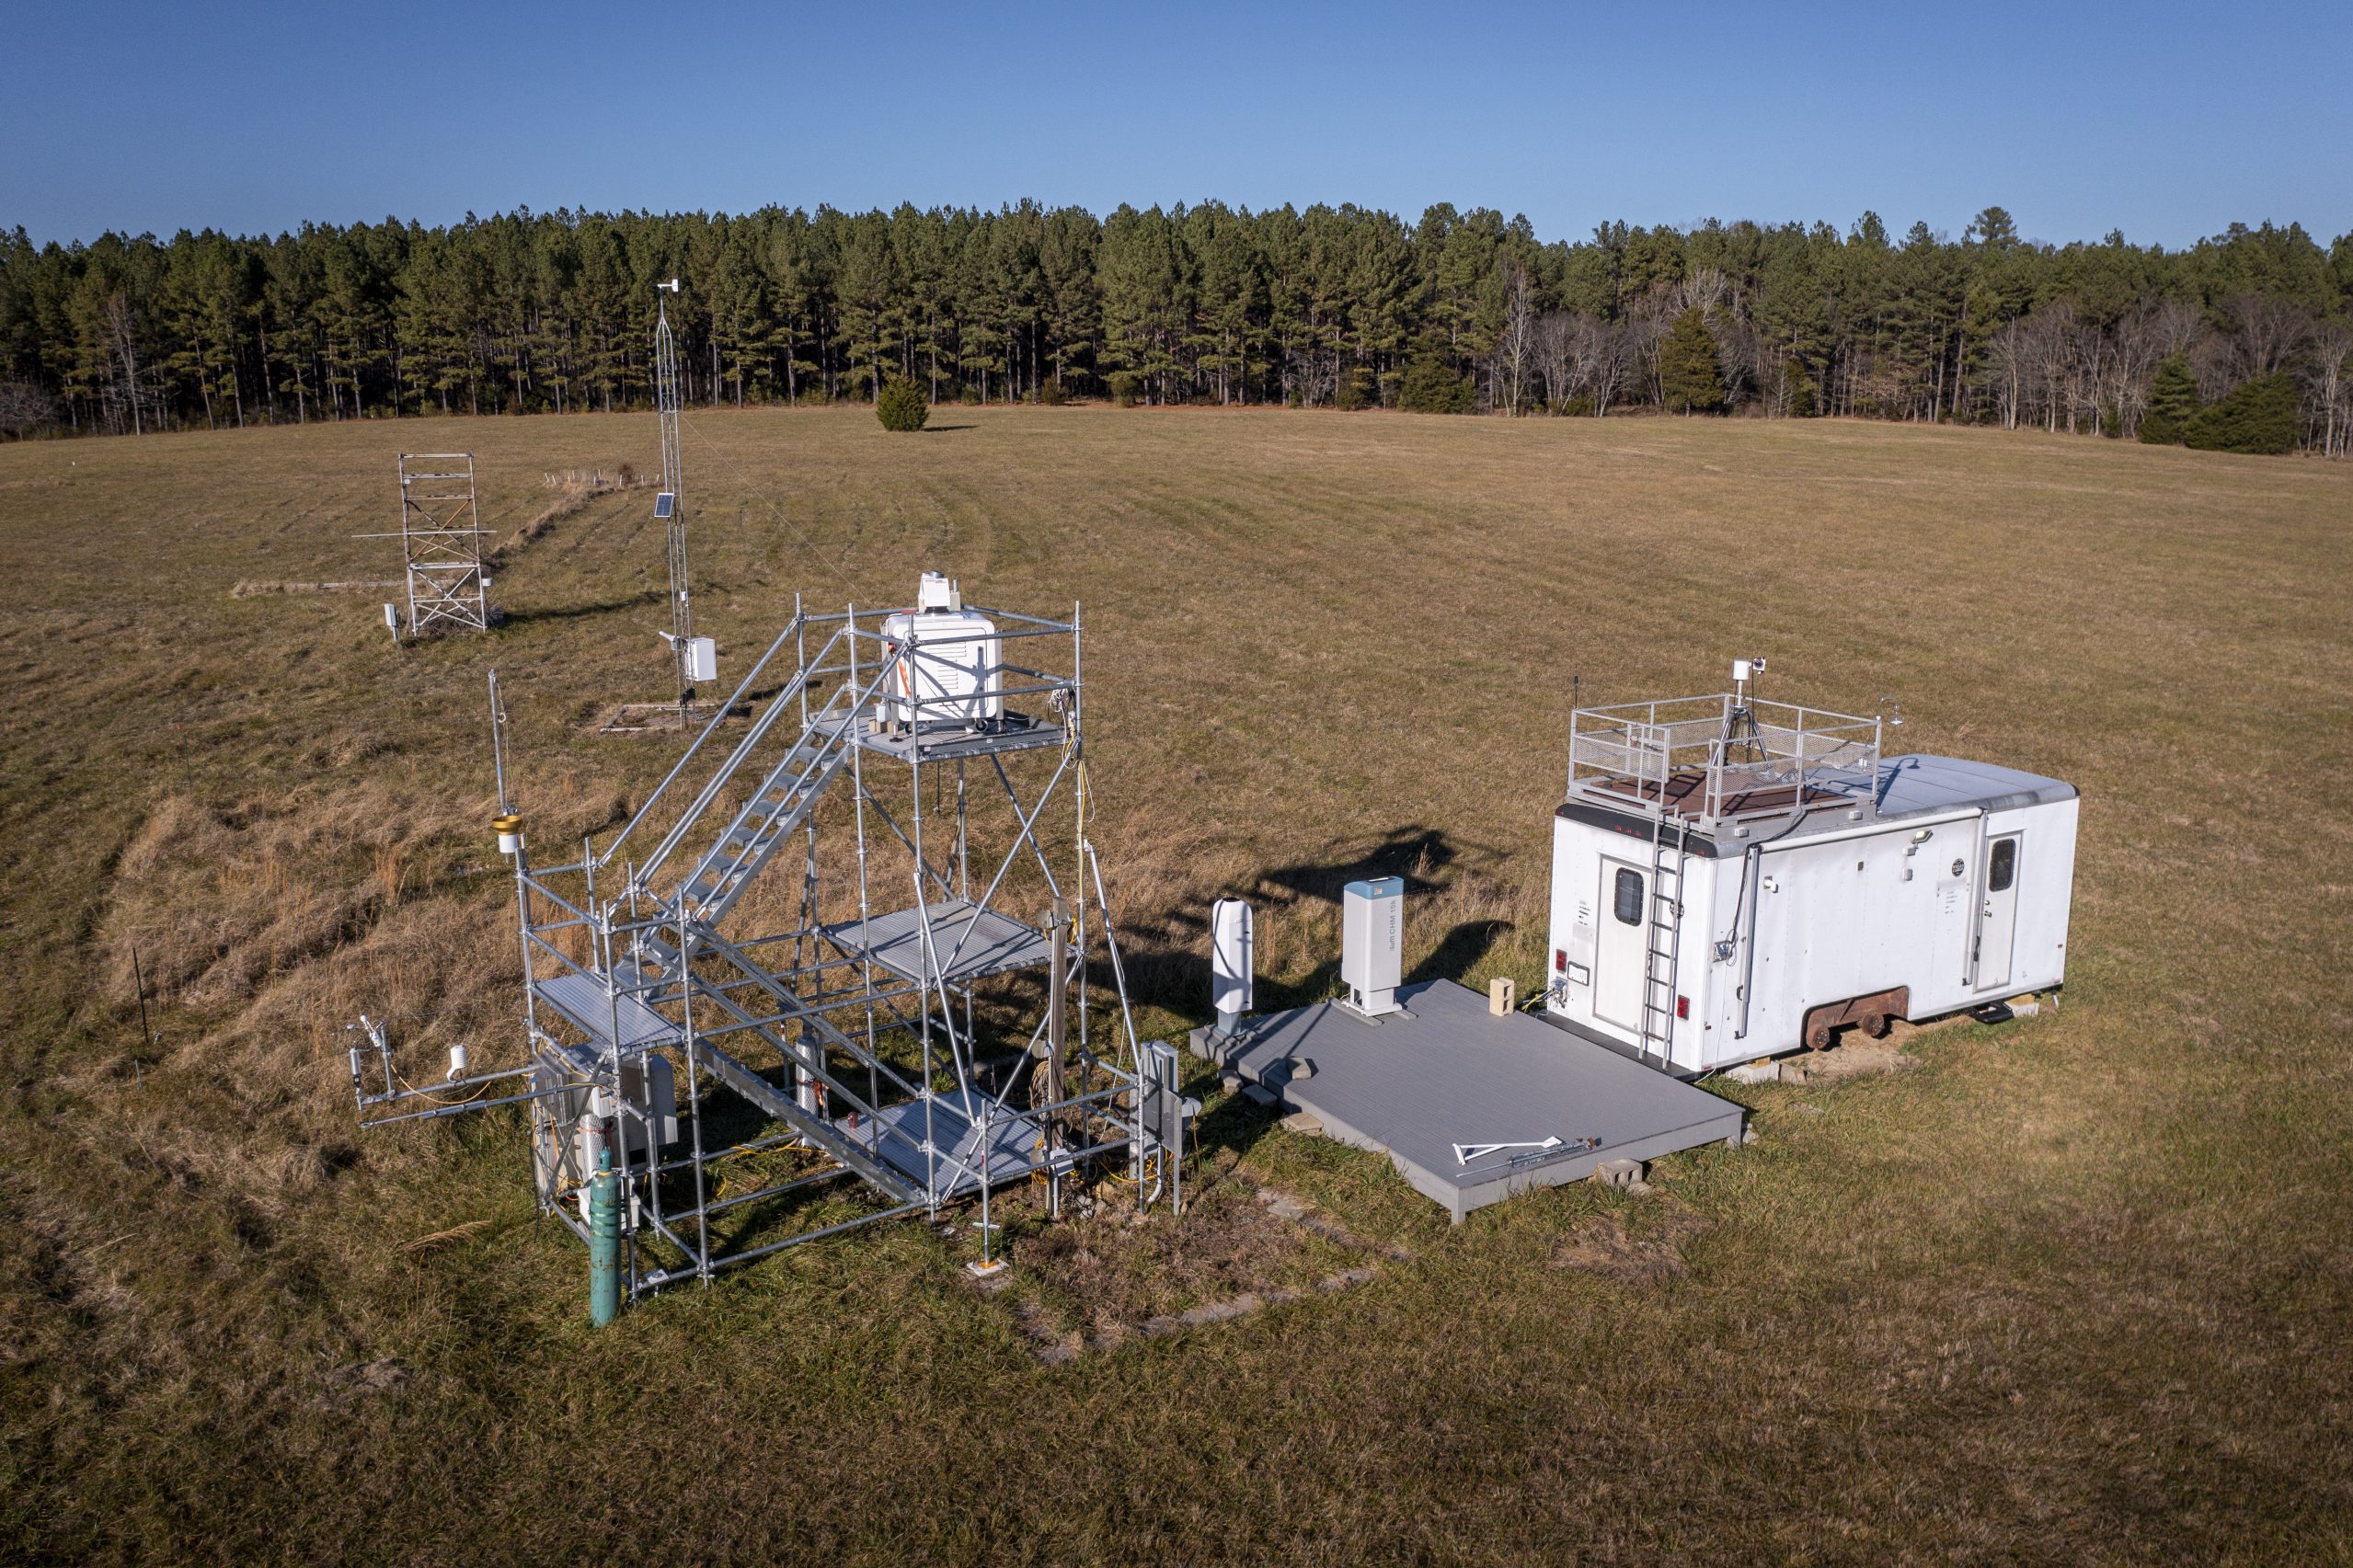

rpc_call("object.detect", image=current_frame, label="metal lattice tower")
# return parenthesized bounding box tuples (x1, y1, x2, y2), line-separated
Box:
(653, 281, 694, 707)
(396, 452, 491, 634)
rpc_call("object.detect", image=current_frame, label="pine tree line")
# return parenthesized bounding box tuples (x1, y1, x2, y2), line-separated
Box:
(2, 201, 2347, 454)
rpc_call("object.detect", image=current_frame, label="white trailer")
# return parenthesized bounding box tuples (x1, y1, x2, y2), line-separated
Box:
(1541, 677, 2078, 1075)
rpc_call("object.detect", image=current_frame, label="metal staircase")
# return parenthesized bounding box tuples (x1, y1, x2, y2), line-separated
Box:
(1636, 814, 1689, 1069)
(671, 680, 861, 923)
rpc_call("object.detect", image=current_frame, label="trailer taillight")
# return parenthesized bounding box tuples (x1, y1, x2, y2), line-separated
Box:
(1675, 995, 1690, 1020)
(1554, 949, 1567, 973)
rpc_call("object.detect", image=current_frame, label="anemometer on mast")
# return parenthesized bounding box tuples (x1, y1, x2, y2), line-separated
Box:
(651, 278, 711, 714)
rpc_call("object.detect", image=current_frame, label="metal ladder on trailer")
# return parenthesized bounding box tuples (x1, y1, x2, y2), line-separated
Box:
(1636, 811, 1689, 1069)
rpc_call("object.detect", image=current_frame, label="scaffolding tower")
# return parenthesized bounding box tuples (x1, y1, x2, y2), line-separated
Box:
(351, 587, 1186, 1302)
(395, 452, 492, 634)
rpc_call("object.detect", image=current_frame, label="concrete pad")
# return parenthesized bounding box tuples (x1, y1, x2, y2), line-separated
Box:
(1204, 980, 1746, 1222)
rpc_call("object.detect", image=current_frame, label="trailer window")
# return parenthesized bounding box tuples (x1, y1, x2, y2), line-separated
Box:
(1989, 839, 2016, 893)
(1613, 868, 1645, 925)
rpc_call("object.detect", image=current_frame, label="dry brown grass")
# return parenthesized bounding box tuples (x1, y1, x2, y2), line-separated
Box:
(229, 578, 402, 597)
(488, 468, 637, 566)
(2, 406, 2350, 1562)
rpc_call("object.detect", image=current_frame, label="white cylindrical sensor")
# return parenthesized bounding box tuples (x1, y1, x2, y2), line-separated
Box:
(446, 1042, 469, 1081)
(1210, 898, 1254, 1036)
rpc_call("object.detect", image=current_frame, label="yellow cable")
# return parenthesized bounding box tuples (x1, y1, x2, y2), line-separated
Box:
(391, 1065, 491, 1109)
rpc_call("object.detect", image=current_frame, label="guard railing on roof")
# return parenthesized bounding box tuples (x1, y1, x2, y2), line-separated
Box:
(1567, 694, 1883, 825)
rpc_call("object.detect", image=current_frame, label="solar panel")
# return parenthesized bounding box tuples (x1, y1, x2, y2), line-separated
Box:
(653, 491, 675, 520)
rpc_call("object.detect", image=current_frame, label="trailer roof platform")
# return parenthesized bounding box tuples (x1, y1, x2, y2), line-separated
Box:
(1193, 979, 1745, 1221)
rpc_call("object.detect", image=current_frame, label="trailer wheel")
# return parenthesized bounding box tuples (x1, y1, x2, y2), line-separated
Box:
(1805, 1020, 1836, 1051)
(1861, 1012, 1890, 1039)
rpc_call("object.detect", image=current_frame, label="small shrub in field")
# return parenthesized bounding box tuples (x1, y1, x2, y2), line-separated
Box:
(877, 378, 929, 432)
(1108, 372, 1142, 408)
(1035, 380, 1070, 406)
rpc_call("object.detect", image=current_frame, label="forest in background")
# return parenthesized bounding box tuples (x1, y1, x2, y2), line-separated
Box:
(2, 200, 2348, 454)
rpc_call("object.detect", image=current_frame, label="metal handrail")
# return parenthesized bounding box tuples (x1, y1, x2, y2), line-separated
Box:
(1567, 692, 1882, 825)
(597, 612, 808, 872)
(664, 642, 908, 916)
(631, 622, 865, 888)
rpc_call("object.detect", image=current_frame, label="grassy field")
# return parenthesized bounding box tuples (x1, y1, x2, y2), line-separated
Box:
(2, 404, 2349, 1563)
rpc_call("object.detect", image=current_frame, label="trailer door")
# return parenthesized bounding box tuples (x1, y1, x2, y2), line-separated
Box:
(1595, 857, 1648, 1030)
(1972, 831, 2020, 991)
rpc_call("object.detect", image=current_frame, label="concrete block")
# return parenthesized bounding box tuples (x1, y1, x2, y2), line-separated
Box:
(1595, 1158, 1649, 1190)
(1724, 1059, 1779, 1085)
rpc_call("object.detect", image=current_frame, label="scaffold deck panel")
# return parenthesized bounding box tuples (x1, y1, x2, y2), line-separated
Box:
(821, 897, 1051, 985)
(853, 1092, 1057, 1199)
(533, 972, 680, 1054)
(852, 714, 1062, 763)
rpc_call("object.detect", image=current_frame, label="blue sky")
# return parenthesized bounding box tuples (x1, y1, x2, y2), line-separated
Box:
(4, 0, 2347, 249)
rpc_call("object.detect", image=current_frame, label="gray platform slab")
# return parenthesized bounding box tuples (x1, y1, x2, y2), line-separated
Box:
(1199, 979, 1744, 1222)
(821, 897, 1050, 986)
(849, 1091, 1051, 1199)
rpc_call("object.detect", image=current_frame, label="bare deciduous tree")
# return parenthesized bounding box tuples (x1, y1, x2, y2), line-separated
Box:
(1493, 265, 1536, 416)
(0, 380, 61, 439)
(2226, 294, 2314, 381)
(2310, 318, 2353, 458)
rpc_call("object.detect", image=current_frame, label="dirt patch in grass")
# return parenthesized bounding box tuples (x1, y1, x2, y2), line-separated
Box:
(1779, 1037, 1923, 1085)
(1552, 1200, 1712, 1284)
(992, 1157, 1380, 1356)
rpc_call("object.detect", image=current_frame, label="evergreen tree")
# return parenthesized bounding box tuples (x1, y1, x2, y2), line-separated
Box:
(1397, 335, 1473, 412)
(2184, 372, 2300, 453)
(1781, 358, 1818, 418)
(2140, 353, 2199, 443)
(1659, 307, 1725, 413)
(875, 374, 928, 431)
(0, 199, 2347, 446)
